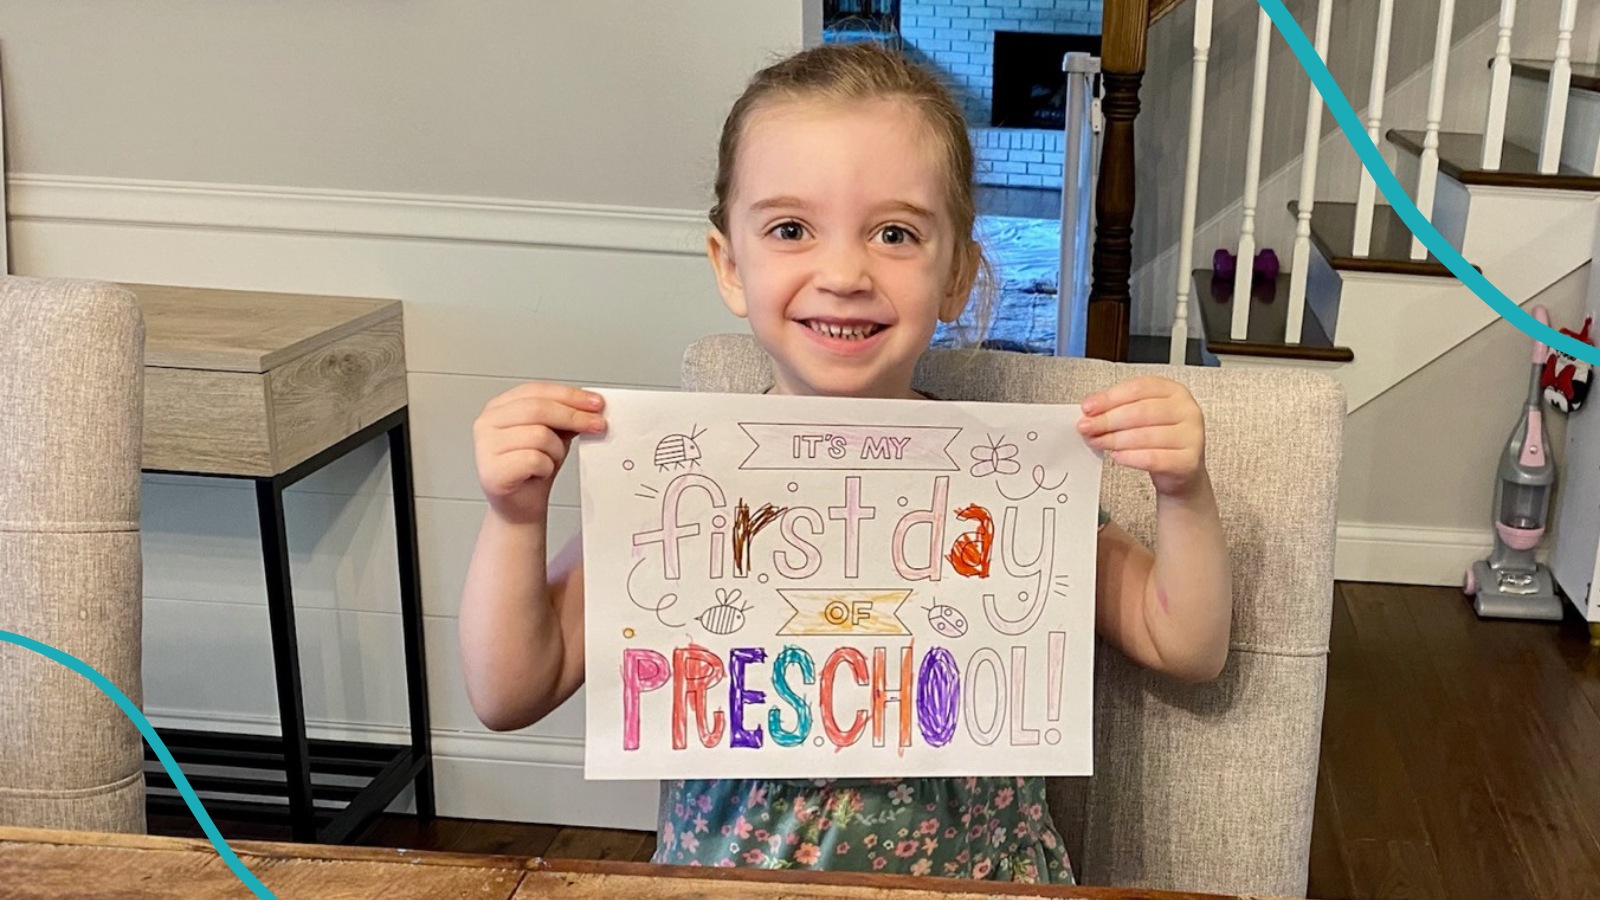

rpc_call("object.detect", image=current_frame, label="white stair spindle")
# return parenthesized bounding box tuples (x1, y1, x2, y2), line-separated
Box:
(1412, 0, 1456, 260)
(1289, 0, 1334, 346)
(1540, 0, 1577, 174)
(1354, 0, 1396, 258)
(1233, 6, 1272, 340)
(1171, 0, 1214, 365)
(1482, 0, 1518, 170)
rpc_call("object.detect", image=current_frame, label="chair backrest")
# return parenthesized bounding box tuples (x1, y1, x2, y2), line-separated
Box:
(0, 276, 147, 833)
(679, 334, 1344, 897)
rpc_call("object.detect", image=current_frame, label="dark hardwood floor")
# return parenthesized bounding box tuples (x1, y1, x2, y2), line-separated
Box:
(149, 582, 1600, 898)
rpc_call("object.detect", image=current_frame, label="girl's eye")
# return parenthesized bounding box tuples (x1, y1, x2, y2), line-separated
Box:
(879, 225, 918, 245)
(770, 221, 806, 241)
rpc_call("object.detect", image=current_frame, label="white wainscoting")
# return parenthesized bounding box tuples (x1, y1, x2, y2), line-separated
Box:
(12, 174, 737, 830)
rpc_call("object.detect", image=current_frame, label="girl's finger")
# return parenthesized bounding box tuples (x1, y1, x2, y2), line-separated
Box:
(1078, 397, 1190, 435)
(1080, 377, 1173, 415)
(487, 424, 572, 464)
(485, 398, 608, 434)
(486, 383, 604, 415)
(1106, 448, 1196, 472)
(1085, 424, 1194, 452)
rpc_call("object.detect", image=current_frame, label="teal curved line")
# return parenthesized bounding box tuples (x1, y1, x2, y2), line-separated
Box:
(0, 629, 282, 900)
(1255, 0, 1600, 367)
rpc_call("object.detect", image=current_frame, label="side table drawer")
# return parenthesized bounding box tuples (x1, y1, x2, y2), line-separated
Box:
(143, 318, 407, 477)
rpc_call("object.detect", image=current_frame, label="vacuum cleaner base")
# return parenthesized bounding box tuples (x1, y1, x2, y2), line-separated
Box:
(1467, 560, 1564, 620)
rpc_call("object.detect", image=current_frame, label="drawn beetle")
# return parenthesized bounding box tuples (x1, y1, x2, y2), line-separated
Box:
(696, 587, 751, 635)
(654, 425, 706, 471)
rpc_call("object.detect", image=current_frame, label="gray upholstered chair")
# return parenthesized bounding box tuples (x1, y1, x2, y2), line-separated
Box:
(679, 333, 1344, 898)
(0, 276, 147, 833)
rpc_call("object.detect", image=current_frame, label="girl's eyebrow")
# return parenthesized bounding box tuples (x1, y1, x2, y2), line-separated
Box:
(872, 200, 937, 221)
(748, 195, 811, 213)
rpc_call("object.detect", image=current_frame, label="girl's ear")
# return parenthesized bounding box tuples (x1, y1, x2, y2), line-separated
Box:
(939, 238, 980, 323)
(707, 228, 748, 318)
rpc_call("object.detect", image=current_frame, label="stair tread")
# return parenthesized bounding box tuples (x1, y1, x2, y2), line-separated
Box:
(1290, 201, 1465, 277)
(1388, 129, 1600, 190)
(1511, 58, 1600, 94)
(1192, 269, 1353, 363)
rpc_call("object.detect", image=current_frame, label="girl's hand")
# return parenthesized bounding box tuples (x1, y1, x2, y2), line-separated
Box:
(473, 383, 607, 525)
(1078, 376, 1207, 498)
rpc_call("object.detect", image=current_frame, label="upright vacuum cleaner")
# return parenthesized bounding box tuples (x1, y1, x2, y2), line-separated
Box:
(1464, 305, 1564, 620)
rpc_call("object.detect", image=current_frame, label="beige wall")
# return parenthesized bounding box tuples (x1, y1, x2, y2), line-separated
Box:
(2, 0, 812, 209)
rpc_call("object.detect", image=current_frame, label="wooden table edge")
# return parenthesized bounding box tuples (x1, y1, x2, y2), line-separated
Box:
(0, 826, 1269, 899)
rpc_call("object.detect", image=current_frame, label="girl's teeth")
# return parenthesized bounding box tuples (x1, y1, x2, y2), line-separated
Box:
(810, 321, 878, 340)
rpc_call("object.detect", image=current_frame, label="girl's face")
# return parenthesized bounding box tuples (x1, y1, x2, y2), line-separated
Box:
(707, 98, 976, 400)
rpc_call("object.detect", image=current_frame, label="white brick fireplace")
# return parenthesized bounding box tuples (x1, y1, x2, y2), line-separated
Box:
(898, 0, 1102, 190)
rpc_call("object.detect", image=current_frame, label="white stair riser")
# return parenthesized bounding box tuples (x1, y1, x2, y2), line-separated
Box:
(1506, 72, 1600, 174)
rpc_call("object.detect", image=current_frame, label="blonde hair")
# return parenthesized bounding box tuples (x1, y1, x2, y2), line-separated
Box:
(710, 41, 996, 347)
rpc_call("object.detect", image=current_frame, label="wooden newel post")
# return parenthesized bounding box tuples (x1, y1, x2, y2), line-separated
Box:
(1087, 0, 1149, 362)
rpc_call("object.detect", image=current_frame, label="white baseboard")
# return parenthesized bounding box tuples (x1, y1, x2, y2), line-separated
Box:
(1335, 522, 1495, 587)
(144, 708, 659, 832)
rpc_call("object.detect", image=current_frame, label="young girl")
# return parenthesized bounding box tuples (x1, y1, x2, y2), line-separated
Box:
(460, 42, 1232, 885)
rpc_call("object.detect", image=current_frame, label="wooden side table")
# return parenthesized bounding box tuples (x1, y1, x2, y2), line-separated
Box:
(128, 283, 435, 843)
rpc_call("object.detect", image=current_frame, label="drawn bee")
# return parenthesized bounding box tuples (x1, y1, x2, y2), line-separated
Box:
(969, 434, 1021, 478)
(654, 425, 707, 471)
(696, 587, 751, 635)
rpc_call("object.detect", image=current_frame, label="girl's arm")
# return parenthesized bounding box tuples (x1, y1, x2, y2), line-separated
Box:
(459, 521, 588, 730)
(1079, 378, 1233, 682)
(458, 383, 606, 731)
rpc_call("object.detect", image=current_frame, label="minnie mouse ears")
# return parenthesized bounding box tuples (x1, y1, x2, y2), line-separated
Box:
(1214, 248, 1280, 283)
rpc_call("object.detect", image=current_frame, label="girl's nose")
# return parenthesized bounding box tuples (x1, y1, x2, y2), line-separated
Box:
(814, 240, 872, 296)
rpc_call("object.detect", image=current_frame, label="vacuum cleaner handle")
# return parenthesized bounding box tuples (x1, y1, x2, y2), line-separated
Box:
(1532, 305, 1551, 364)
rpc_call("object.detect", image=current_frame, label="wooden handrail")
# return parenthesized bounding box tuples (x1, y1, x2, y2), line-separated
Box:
(1150, 0, 1188, 24)
(1085, 0, 1150, 361)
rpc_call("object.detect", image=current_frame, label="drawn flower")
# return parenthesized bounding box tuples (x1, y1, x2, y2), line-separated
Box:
(889, 784, 914, 805)
(680, 833, 700, 853)
(754, 829, 768, 842)
(872, 857, 888, 870)
(1028, 802, 1043, 821)
(995, 787, 1015, 809)
(1042, 831, 1057, 849)
(743, 848, 766, 865)
(1015, 821, 1031, 838)
(747, 785, 768, 807)
(734, 816, 753, 839)
(835, 841, 851, 856)
(922, 838, 939, 854)
(972, 859, 992, 879)
(863, 834, 879, 849)
(795, 843, 821, 865)
(895, 840, 918, 858)
(693, 815, 709, 834)
(662, 824, 674, 848)
(911, 858, 933, 876)
(698, 795, 714, 813)
(945, 827, 958, 839)
(919, 817, 939, 835)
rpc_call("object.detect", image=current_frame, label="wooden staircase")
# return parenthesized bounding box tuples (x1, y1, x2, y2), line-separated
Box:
(1195, 53, 1600, 410)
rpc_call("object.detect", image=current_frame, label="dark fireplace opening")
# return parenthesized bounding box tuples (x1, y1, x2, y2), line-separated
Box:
(991, 31, 1102, 130)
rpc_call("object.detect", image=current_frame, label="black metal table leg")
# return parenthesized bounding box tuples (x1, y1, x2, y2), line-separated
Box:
(387, 412, 437, 823)
(256, 477, 317, 842)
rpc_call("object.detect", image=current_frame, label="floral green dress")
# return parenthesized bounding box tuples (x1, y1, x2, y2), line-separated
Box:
(652, 777, 1075, 883)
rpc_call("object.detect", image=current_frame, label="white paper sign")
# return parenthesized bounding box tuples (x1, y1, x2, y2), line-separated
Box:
(578, 389, 1103, 780)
